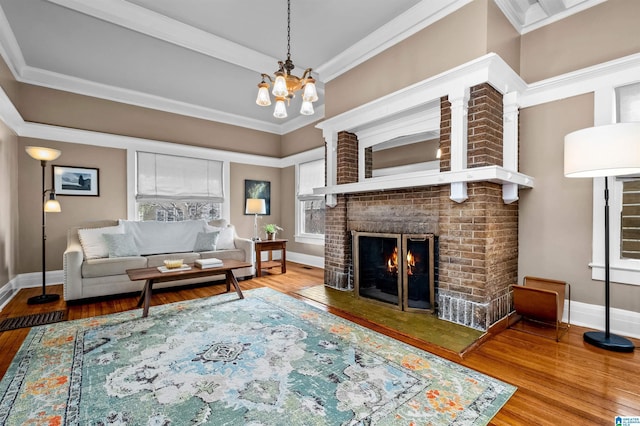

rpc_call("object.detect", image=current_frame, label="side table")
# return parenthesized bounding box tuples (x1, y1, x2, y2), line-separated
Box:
(255, 239, 287, 277)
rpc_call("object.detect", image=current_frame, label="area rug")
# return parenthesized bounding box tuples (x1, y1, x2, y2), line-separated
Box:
(0, 310, 65, 332)
(0, 288, 515, 425)
(296, 285, 484, 354)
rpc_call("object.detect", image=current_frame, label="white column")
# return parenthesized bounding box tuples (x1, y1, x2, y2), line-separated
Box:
(449, 87, 470, 203)
(324, 130, 337, 207)
(502, 91, 519, 204)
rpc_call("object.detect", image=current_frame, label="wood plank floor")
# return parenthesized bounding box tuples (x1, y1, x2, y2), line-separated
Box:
(1, 262, 639, 425)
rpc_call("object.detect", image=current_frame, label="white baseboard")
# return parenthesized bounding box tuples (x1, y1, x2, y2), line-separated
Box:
(286, 251, 324, 269)
(1, 268, 638, 341)
(0, 270, 64, 310)
(565, 300, 640, 339)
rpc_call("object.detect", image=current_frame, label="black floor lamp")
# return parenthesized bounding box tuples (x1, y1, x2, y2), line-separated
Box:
(564, 123, 639, 352)
(25, 146, 62, 305)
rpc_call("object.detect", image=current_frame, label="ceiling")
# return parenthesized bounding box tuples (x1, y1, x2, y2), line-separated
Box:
(0, 0, 603, 135)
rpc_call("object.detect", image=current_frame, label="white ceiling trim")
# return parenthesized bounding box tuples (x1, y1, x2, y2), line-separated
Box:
(0, 5, 25, 77)
(45, 0, 278, 74)
(520, 52, 640, 108)
(317, 0, 472, 82)
(494, 0, 607, 34)
(20, 64, 286, 134)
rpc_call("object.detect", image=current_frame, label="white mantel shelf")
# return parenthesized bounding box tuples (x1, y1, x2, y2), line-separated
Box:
(314, 165, 534, 196)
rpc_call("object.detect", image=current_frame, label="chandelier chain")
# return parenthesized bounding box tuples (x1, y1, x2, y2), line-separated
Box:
(286, 0, 291, 61)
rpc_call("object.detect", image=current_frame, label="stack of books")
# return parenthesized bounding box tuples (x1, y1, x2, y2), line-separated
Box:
(195, 258, 224, 269)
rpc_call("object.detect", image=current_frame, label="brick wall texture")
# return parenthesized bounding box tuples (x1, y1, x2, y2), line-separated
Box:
(324, 83, 517, 330)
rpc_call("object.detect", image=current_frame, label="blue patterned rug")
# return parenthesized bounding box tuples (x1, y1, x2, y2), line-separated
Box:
(0, 288, 515, 425)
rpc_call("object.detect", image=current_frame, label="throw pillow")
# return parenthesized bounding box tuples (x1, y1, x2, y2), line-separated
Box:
(193, 231, 220, 252)
(211, 226, 235, 250)
(78, 224, 124, 259)
(102, 233, 139, 258)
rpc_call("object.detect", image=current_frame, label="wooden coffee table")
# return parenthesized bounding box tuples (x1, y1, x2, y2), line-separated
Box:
(126, 259, 251, 317)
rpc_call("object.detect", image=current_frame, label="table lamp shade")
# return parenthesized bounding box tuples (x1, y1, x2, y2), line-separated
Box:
(564, 123, 640, 178)
(245, 198, 266, 215)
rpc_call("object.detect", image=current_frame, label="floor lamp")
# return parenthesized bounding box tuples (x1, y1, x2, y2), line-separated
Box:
(564, 122, 640, 352)
(245, 198, 266, 241)
(25, 146, 62, 305)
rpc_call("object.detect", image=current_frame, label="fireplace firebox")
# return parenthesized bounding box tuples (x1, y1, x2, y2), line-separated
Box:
(352, 231, 436, 312)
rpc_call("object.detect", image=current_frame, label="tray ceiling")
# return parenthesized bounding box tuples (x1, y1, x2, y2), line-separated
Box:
(0, 0, 602, 135)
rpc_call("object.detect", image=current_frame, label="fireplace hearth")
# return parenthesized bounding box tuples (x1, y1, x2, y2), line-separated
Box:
(353, 231, 436, 312)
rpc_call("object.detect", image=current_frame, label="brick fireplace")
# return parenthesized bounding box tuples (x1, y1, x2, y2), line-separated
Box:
(323, 83, 518, 331)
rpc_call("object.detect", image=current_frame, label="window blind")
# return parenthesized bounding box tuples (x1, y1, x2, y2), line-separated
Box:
(137, 152, 224, 202)
(297, 159, 324, 201)
(621, 179, 640, 260)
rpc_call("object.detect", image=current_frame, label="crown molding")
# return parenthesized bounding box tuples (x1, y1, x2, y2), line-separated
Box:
(20, 65, 286, 134)
(316, 0, 472, 82)
(520, 52, 640, 108)
(494, 0, 607, 35)
(45, 0, 277, 74)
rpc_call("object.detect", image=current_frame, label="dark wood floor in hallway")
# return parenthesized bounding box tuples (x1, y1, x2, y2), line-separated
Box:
(1, 262, 638, 425)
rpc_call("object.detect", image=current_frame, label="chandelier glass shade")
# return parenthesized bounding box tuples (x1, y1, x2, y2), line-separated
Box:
(255, 0, 318, 118)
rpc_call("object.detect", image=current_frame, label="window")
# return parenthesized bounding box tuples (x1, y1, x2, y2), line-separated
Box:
(590, 81, 640, 285)
(621, 179, 640, 260)
(296, 159, 325, 244)
(136, 151, 223, 221)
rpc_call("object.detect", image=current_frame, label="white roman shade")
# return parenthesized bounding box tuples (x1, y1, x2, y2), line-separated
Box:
(297, 159, 324, 201)
(137, 152, 224, 202)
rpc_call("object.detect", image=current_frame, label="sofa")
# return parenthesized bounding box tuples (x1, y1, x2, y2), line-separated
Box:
(63, 218, 254, 301)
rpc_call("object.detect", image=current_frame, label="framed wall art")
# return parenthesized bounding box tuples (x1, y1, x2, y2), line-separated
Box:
(244, 179, 270, 215)
(53, 165, 100, 196)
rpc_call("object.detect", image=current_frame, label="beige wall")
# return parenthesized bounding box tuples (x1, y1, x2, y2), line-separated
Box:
(1, 0, 639, 315)
(516, 0, 640, 312)
(520, 0, 640, 82)
(519, 94, 639, 312)
(18, 139, 127, 272)
(326, 0, 492, 118)
(230, 163, 282, 241)
(486, 0, 520, 73)
(280, 121, 324, 157)
(373, 140, 438, 169)
(0, 119, 18, 288)
(16, 84, 282, 157)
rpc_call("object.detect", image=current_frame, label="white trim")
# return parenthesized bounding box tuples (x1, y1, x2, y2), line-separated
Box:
(0, 277, 19, 311)
(315, 165, 534, 196)
(295, 234, 325, 246)
(286, 252, 325, 269)
(317, 0, 473, 82)
(568, 300, 640, 340)
(520, 52, 640, 108)
(494, 0, 606, 35)
(20, 66, 286, 135)
(45, 0, 278, 74)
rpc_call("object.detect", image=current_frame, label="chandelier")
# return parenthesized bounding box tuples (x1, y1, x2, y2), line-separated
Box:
(255, 0, 318, 118)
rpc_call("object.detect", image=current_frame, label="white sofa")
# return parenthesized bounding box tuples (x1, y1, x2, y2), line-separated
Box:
(63, 219, 254, 301)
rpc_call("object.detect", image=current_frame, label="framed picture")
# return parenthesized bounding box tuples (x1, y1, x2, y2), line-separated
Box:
(244, 179, 270, 215)
(53, 165, 100, 196)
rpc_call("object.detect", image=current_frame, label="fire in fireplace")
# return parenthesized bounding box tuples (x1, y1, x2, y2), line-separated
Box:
(352, 231, 436, 312)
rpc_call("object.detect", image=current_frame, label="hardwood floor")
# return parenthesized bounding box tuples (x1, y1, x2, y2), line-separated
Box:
(1, 262, 639, 425)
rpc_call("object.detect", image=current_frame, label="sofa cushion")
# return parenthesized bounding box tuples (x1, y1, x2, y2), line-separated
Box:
(78, 224, 124, 259)
(120, 219, 208, 255)
(193, 231, 220, 252)
(82, 256, 147, 278)
(199, 248, 245, 262)
(206, 225, 235, 250)
(103, 233, 140, 257)
(146, 252, 200, 268)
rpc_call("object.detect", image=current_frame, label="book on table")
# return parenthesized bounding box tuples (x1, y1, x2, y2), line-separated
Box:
(195, 258, 224, 269)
